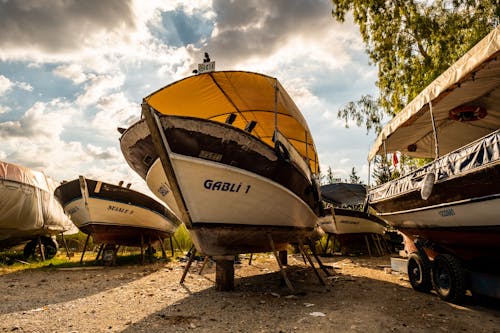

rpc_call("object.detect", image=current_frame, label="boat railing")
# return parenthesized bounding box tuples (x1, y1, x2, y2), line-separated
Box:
(369, 129, 500, 203)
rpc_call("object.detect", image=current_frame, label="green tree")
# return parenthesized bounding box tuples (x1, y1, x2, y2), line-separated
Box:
(349, 167, 362, 184)
(371, 155, 392, 185)
(332, 0, 499, 131)
(324, 166, 335, 185)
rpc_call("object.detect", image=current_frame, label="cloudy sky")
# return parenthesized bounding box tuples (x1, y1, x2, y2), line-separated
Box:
(0, 0, 379, 195)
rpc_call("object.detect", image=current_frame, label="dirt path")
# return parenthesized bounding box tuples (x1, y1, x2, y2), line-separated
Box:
(1, 254, 499, 332)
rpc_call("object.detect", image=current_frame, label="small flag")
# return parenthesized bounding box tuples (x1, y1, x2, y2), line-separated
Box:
(392, 153, 398, 166)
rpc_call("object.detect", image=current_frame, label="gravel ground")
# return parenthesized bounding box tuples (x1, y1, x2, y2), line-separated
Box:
(1, 253, 499, 332)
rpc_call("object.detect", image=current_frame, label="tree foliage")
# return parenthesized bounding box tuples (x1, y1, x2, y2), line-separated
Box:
(321, 165, 337, 185)
(349, 167, 362, 184)
(332, 0, 499, 131)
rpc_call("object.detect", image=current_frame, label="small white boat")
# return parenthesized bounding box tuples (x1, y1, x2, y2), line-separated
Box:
(54, 176, 181, 246)
(0, 160, 74, 257)
(120, 71, 323, 256)
(319, 208, 386, 236)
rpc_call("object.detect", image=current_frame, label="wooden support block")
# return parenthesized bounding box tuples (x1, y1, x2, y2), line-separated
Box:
(279, 250, 287, 266)
(215, 256, 235, 291)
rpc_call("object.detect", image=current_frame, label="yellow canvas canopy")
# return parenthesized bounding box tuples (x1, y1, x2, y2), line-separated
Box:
(369, 26, 500, 161)
(144, 71, 319, 174)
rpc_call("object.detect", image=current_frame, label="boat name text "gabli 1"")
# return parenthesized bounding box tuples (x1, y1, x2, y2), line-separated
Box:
(203, 179, 251, 193)
(107, 205, 134, 215)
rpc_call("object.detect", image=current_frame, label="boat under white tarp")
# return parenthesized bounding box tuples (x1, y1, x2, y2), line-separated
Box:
(0, 160, 75, 248)
(369, 26, 500, 161)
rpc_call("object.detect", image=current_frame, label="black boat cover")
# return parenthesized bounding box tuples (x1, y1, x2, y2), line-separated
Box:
(320, 183, 367, 206)
(369, 129, 500, 203)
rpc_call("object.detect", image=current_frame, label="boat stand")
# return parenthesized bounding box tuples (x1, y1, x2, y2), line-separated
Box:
(158, 237, 167, 259)
(80, 233, 91, 264)
(95, 243, 104, 261)
(297, 239, 326, 286)
(180, 245, 197, 284)
(306, 239, 334, 277)
(268, 234, 295, 292)
(60, 232, 72, 259)
(101, 244, 119, 266)
(198, 255, 211, 275)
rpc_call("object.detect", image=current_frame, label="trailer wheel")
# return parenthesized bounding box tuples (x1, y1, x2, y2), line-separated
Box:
(407, 252, 432, 292)
(432, 254, 466, 303)
(23, 240, 37, 259)
(41, 237, 58, 259)
(23, 237, 58, 260)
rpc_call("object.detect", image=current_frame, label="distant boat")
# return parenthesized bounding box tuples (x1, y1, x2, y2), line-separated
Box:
(120, 70, 323, 256)
(54, 176, 181, 246)
(0, 160, 75, 258)
(367, 27, 500, 301)
(319, 208, 386, 236)
(318, 183, 386, 237)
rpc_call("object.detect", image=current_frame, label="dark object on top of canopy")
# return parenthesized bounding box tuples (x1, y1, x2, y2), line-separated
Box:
(320, 183, 366, 206)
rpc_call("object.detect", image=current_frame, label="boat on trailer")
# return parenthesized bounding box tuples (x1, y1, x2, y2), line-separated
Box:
(0, 160, 74, 258)
(367, 27, 500, 302)
(120, 70, 323, 257)
(54, 176, 181, 248)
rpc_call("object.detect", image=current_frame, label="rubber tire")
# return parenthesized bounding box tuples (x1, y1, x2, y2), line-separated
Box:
(23, 240, 37, 259)
(431, 254, 467, 303)
(41, 237, 58, 259)
(407, 252, 432, 292)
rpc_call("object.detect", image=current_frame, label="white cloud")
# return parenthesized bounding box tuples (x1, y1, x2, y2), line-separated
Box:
(0, 75, 33, 96)
(16, 81, 33, 91)
(0, 75, 13, 95)
(53, 64, 88, 84)
(76, 74, 125, 107)
(0, 105, 11, 114)
(85, 144, 120, 160)
(92, 92, 139, 135)
(0, 99, 74, 140)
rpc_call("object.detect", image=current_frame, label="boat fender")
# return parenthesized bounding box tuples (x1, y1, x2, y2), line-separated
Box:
(420, 172, 435, 200)
(274, 140, 290, 162)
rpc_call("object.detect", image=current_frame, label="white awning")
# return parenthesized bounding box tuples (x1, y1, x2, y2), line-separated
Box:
(369, 26, 500, 160)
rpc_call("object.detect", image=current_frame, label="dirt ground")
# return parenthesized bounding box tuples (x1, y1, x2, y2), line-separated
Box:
(0, 253, 499, 333)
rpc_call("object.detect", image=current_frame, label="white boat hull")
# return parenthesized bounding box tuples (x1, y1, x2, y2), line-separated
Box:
(55, 177, 180, 246)
(377, 196, 500, 229)
(319, 209, 386, 235)
(65, 197, 176, 234)
(147, 155, 319, 255)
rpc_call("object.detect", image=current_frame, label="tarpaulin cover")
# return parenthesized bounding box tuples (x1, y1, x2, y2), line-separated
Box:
(0, 160, 74, 244)
(320, 183, 367, 206)
(369, 26, 500, 160)
(369, 129, 500, 203)
(144, 71, 319, 173)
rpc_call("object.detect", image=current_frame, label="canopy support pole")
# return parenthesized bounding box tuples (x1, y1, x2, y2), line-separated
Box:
(382, 140, 390, 180)
(367, 159, 371, 187)
(429, 101, 440, 158)
(273, 81, 278, 137)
